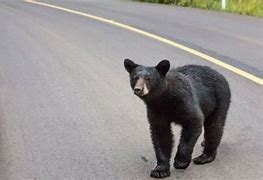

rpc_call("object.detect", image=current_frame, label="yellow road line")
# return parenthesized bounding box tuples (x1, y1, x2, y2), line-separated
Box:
(24, 0, 263, 85)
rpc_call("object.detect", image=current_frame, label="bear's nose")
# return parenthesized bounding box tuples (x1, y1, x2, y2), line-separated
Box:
(134, 88, 142, 95)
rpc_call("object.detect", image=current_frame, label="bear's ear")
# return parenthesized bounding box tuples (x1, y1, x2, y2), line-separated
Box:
(156, 60, 170, 76)
(124, 59, 138, 73)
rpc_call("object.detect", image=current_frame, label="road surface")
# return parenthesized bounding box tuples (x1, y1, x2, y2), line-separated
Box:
(0, 0, 262, 179)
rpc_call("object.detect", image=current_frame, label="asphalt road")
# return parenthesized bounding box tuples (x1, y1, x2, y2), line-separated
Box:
(0, 0, 262, 179)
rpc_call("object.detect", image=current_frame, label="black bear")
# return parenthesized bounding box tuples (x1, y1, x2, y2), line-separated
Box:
(124, 59, 231, 178)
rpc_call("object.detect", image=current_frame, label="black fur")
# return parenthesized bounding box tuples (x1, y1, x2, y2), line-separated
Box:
(124, 59, 231, 178)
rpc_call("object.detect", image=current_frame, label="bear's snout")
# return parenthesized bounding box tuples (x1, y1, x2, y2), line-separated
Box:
(134, 78, 149, 97)
(134, 87, 143, 95)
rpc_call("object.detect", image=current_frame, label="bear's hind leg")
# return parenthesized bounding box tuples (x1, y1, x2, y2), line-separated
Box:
(194, 76, 231, 165)
(193, 108, 228, 165)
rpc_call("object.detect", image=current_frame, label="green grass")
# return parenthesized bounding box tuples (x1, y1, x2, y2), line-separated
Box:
(134, 0, 263, 17)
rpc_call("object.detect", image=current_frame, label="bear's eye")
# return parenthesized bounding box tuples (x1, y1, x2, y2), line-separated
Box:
(134, 76, 139, 80)
(145, 77, 151, 81)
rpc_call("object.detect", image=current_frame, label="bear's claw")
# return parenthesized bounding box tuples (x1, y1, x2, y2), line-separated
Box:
(150, 165, 170, 178)
(193, 154, 216, 164)
(173, 159, 191, 169)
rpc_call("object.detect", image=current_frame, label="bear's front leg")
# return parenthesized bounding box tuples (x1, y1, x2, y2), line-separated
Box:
(174, 122, 202, 169)
(149, 122, 173, 178)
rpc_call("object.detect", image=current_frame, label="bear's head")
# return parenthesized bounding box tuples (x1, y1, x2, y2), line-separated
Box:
(124, 59, 170, 99)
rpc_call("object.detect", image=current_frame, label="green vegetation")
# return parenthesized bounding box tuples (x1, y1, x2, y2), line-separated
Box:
(134, 0, 263, 17)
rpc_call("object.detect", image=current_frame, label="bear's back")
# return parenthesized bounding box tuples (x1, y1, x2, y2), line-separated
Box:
(169, 65, 228, 88)
(166, 65, 230, 118)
